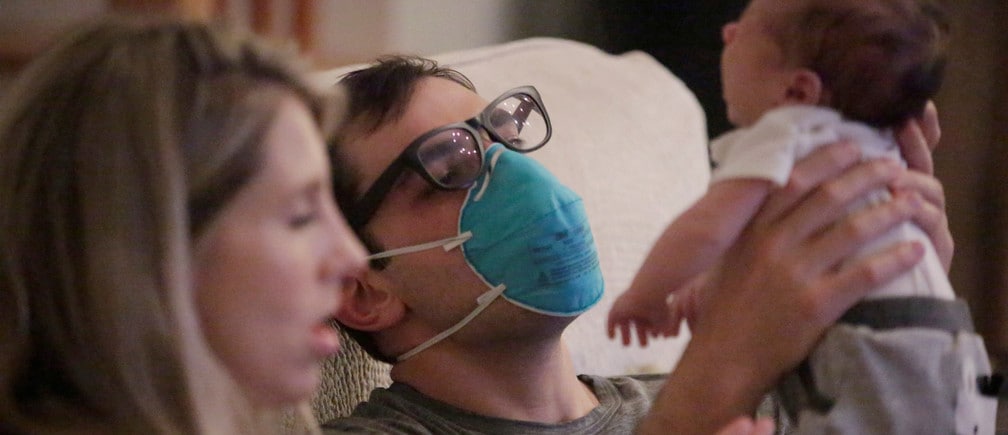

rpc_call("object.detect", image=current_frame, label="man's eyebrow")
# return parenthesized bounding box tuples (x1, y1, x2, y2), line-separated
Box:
(488, 107, 511, 124)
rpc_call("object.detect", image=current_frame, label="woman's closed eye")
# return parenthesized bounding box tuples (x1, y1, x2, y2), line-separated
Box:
(289, 206, 318, 228)
(288, 185, 324, 228)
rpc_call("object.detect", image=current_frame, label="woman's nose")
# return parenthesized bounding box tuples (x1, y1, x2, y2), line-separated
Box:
(323, 208, 368, 284)
(722, 22, 738, 45)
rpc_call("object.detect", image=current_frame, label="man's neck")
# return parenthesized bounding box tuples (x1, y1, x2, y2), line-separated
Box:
(389, 339, 600, 423)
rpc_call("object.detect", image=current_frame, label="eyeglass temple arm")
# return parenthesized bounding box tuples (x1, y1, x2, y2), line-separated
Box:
(511, 98, 537, 131)
(347, 159, 406, 230)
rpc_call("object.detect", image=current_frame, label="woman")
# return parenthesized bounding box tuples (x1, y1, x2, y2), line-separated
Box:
(0, 19, 366, 433)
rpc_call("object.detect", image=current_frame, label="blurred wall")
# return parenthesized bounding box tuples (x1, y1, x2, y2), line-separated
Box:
(933, 0, 1008, 370)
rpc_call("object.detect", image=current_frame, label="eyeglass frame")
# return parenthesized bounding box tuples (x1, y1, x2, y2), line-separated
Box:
(346, 85, 552, 230)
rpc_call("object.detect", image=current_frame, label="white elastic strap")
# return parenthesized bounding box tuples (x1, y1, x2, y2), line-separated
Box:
(396, 284, 507, 362)
(367, 231, 473, 260)
(473, 146, 504, 202)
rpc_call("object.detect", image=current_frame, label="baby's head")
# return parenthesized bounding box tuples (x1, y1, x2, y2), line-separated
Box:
(721, 0, 948, 128)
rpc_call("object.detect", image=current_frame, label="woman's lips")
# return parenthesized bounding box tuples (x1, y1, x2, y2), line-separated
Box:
(310, 318, 341, 358)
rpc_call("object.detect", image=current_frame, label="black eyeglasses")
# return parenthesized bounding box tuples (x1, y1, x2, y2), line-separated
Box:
(346, 85, 551, 230)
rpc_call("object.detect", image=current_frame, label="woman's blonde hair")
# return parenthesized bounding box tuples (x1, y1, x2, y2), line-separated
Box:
(0, 18, 339, 433)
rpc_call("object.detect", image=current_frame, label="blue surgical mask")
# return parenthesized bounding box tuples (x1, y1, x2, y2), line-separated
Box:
(370, 143, 604, 361)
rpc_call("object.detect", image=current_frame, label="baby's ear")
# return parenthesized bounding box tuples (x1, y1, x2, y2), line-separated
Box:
(785, 69, 823, 105)
(335, 270, 405, 332)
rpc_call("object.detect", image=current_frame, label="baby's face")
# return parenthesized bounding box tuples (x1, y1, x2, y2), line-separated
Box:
(719, 0, 799, 127)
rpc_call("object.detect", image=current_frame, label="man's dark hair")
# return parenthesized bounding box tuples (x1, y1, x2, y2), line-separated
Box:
(769, 0, 949, 127)
(328, 55, 475, 363)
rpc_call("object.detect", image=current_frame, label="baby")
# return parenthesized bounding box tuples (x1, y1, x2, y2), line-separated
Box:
(607, 0, 999, 432)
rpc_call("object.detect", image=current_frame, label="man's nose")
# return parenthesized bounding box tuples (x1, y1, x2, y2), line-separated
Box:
(721, 22, 739, 45)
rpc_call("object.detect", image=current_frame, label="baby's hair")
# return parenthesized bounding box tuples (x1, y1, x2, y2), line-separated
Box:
(767, 0, 949, 128)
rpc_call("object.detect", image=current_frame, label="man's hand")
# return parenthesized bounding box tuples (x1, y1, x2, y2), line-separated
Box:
(638, 104, 950, 434)
(639, 142, 927, 435)
(897, 101, 941, 173)
(715, 417, 775, 435)
(893, 101, 953, 270)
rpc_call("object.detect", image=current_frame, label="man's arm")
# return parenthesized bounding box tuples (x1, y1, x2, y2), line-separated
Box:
(638, 104, 950, 434)
(637, 142, 930, 434)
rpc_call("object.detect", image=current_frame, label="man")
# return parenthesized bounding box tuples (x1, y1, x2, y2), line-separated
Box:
(324, 56, 949, 434)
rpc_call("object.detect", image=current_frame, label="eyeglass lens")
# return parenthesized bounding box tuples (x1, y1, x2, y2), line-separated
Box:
(414, 91, 548, 189)
(347, 88, 549, 230)
(415, 129, 483, 189)
(486, 93, 548, 151)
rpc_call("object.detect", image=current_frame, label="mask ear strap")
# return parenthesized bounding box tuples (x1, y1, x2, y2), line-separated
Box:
(473, 144, 505, 202)
(395, 284, 507, 362)
(367, 231, 472, 260)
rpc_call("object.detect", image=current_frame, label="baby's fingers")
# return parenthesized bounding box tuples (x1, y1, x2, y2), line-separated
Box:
(618, 322, 633, 346)
(635, 323, 651, 347)
(606, 317, 617, 339)
(667, 304, 686, 337)
(606, 317, 631, 346)
(606, 311, 627, 340)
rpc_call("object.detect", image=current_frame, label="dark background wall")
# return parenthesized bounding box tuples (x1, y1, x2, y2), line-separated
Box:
(510, 0, 745, 138)
(596, 1, 745, 138)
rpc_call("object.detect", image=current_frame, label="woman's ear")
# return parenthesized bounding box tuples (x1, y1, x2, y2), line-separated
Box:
(335, 269, 405, 332)
(785, 69, 823, 105)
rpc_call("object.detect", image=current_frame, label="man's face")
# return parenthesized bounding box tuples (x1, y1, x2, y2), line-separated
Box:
(345, 77, 484, 254)
(341, 77, 561, 351)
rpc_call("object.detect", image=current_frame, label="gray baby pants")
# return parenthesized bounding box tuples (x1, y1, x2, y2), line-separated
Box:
(779, 298, 998, 435)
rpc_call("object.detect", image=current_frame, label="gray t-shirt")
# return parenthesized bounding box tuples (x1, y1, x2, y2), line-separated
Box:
(322, 374, 665, 434)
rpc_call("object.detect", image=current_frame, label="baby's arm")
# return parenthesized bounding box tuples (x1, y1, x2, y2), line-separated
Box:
(607, 178, 774, 345)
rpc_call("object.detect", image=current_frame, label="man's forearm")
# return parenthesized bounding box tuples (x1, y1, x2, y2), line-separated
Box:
(638, 342, 767, 434)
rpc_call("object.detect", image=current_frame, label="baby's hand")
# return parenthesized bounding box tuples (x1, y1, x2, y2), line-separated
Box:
(666, 284, 699, 335)
(607, 286, 683, 347)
